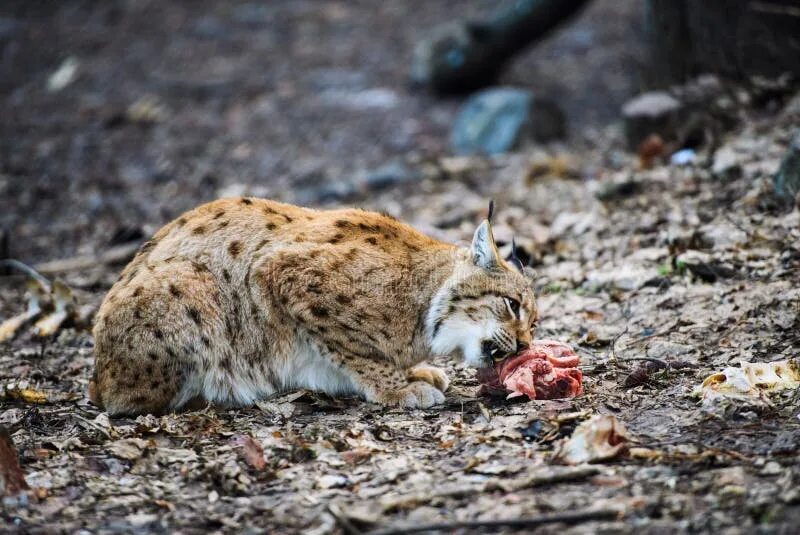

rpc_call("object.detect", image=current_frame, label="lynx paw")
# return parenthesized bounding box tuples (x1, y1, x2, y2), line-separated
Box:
(378, 381, 445, 409)
(408, 365, 449, 392)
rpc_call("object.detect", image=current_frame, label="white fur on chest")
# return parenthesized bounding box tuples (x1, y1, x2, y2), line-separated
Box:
(173, 334, 359, 409)
(274, 336, 357, 395)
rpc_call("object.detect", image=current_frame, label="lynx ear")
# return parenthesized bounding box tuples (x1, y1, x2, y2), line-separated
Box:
(471, 219, 501, 269)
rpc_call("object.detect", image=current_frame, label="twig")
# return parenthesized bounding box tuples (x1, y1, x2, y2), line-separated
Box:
(33, 241, 141, 275)
(379, 466, 599, 512)
(367, 508, 620, 535)
(620, 357, 670, 369)
(72, 413, 111, 439)
(0, 259, 52, 290)
(327, 503, 364, 535)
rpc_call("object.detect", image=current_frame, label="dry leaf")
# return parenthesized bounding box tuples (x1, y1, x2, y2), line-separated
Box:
(108, 438, 153, 461)
(0, 426, 29, 497)
(553, 414, 631, 465)
(233, 434, 266, 471)
(695, 359, 800, 406)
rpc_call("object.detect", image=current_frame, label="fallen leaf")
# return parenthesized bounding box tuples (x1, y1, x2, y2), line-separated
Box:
(232, 434, 266, 471)
(553, 414, 631, 465)
(0, 426, 29, 497)
(340, 448, 371, 465)
(107, 438, 153, 461)
(695, 359, 800, 407)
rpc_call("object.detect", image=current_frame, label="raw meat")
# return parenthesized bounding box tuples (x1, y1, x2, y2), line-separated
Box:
(477, 339, 583, 400)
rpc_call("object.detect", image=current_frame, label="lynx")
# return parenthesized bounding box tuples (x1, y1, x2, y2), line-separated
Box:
(90, 198, 537, 416)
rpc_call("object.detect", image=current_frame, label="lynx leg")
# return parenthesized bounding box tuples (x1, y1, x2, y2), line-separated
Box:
(319, 349, 445, 409)
(408, 364, 450, 392)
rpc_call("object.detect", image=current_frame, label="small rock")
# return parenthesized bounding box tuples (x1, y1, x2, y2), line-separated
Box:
(622, 91, 685, 150)
(760, 461, 783, 476)
(316, 474, 348, 489)
(773, 129, 800, 203)
(670, 148, 696, 166)
(294, 181, 360, 205)
(364, 160, 420, 191)
(675, 250, 737, 282)
(47, 57, 79, 92)
(450, 88, 565, 155)
(711, 145, 742, 177)
(596, 178, 640, 201)
(646, 340, 693, 360)
(698, 223, 748, 250)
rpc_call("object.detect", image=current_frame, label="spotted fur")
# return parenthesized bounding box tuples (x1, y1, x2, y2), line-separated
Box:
(91, 198, 537, 416)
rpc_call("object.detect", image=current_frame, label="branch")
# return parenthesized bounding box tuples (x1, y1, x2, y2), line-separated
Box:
(367, 508, 620, 535)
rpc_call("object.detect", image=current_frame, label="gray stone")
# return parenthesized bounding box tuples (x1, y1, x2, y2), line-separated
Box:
(773, 129, 800, 203)
(675, 250, 737, 282)
(450, 88, 565, 156)
(621, 91, 685, 150)
(364, 160, 420, 191)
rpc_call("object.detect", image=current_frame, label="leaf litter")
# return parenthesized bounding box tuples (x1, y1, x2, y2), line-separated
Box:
(1, 7, 800, 531)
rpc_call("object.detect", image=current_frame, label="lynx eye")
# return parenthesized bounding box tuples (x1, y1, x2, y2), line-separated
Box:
(504, 297, 520, 318)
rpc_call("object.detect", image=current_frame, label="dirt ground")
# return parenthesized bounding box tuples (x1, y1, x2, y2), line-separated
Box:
(1, 1, 799, 533)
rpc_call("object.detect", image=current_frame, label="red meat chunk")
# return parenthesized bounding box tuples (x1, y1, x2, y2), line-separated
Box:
(477, 339, 583, 401)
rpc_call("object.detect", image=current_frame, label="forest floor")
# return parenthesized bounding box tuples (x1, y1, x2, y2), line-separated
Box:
(1, 1, 799, 533)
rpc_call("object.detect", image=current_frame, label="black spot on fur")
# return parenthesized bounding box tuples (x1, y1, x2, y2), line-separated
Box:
(153, 328, 164, 340)
(241, 197, 253, 205)
(432, 319, 443, 337)
(223, 269, 231, 282)
(187, 307, 201, 324)
(213, 210, 226, 219)
(132, 287, 143, 297)
(192, 225, 207, 235)
(201, 336, 211, 347)
(138, 239, 157, 256)
(310, 305, 329, 318)
(177, 217, 187, 226)
(336, 294, 352, 305)
(365, 237, 378, 245)
(147, 352, 159, 361)
(228, 241, 242, 257)
(335, 220, 351, 228)
(266, 222, 277, 230)
(169, 284, 181, 297)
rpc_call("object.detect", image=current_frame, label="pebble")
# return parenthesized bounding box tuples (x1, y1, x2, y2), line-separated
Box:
(364, 160, 420, 191)
(622, 91, 684, 149)
(450, 88, 565, 155)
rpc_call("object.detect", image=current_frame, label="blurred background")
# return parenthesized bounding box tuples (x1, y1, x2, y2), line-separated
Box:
(1, 0, 648, 263)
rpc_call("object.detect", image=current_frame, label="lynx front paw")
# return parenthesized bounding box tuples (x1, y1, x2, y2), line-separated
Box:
(378, 381, 445, 409)
(408, 365, 449, 392)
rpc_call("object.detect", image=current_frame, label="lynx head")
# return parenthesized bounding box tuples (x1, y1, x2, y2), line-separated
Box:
(428, 208, 538, 368)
